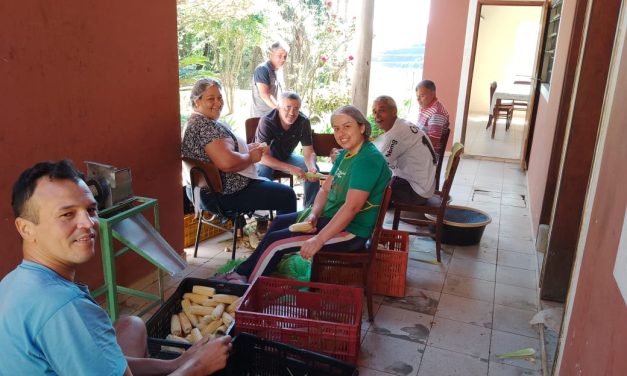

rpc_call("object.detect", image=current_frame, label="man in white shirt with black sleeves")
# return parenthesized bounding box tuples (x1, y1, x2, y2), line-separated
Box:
(372, 95, 437, 205)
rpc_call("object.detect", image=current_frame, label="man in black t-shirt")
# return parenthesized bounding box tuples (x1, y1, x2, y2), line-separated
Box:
(255, 92, 320, 207)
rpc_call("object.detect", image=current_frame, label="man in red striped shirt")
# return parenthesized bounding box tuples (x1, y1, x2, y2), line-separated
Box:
(416, 80, 449, 155)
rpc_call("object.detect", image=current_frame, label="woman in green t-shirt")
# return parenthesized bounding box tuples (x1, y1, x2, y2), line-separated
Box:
(214, 105, 391, 284)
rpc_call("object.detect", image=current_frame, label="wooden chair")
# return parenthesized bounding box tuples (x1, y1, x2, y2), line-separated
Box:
(392, 143, 464, 262)
(245, 117, 293, 187)
(434, 126, 451, 191)
(182, 157, 247, 260)
(486, 81, 513, 138)
(311, 131, 340, 174)
(511, 81, 530, 118)
(311, 185, 393, 322)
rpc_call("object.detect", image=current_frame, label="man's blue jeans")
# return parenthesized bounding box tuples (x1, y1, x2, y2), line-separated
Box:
(257, 153, 320, 207)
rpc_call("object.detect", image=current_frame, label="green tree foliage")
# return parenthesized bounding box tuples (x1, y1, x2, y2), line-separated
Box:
(269, 0, 355, 121)
(177, 0, 355, 121)
(177, 0, 263, 114)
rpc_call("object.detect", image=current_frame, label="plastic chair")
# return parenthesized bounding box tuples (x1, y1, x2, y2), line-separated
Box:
(245, 117, 293, 187)
(486, 81, 513, 138)
(182, 157, 247, 260)
(434, 126, 451, 191)
(311, 185, 393, 322)
(392, 143, 464, 262)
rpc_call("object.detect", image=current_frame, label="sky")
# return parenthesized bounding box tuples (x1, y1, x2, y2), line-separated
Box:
(362, 0, 431, 54)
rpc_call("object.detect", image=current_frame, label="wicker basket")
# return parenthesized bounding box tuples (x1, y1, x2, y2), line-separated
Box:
(372, 229, 409, 298)
(183, 213, 229, 248)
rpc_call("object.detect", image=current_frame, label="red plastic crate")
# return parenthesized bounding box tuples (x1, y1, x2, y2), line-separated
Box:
(372, 229, 409, 298)
(235, 277, 363, 364)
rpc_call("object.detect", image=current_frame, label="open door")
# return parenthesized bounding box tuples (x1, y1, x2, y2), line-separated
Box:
(460, 0, 546, 163)
(520, 0, 550, 169)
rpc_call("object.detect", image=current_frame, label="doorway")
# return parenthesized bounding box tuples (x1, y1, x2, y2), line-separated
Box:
(462, 3, 543, 160)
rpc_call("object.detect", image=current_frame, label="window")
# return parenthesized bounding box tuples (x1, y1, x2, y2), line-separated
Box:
(539, 0, 563, 86)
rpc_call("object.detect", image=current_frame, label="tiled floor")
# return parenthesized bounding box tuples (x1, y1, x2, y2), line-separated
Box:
(124, 157, 543, 376)
(464, 113, 526, 160)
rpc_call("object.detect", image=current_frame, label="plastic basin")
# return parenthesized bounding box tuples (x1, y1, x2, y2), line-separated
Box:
(426, 205, 492, 245)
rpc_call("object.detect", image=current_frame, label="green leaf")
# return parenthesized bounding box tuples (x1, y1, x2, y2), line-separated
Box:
(179, 55, 209, 67)
(496, 348, 536, 359)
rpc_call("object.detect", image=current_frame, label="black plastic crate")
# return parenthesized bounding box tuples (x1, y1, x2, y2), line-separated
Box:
(146, 277, 249, 359)
(214, 333, 359, 376)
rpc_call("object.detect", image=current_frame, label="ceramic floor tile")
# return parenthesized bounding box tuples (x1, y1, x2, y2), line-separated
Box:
(490, 330, 541, 371)
(381, 286, 441, 316)
(358, 367, 398, 376)
(493, 304, 539, 339)
(480, 233, 500, 249)
(406, 266, 446, 293)
(496, 265, 537, 290)
(442, 274, 495, 303)
(494, 283, 538, 311)
(408, 251, 450, 274)
(408, 236, 433, 251)
(499, 207, 531, 220)
(435, 293, 494, 329)
(497, 250, 537, 271)
(497, 236, 535, 254)
(450, 184, 474, 200)
(359, 332, 422, 376)
(418, 346, 489, 376)
(428, 317, 491, 359)
(499, 225, 531, 240)
(453, 245, 498, 264)
(448, 257, 496, 282)
(501, 183, 527, 195)
(488, 362, 541, 375)
(369, 304, 434, 345)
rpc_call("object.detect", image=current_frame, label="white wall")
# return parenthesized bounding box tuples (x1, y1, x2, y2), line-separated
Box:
(468, 5, 541, 114)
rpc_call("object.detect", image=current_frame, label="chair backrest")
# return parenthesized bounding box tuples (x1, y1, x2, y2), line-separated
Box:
(367, 185, 393, 253)
(245, 117, 260, 144)
(489, 81, 497, 107)
(181, 157, 223, 194)
(312, 132, 340, 157)
(441, 143, 464, 202)
(434, 126, 451, 190)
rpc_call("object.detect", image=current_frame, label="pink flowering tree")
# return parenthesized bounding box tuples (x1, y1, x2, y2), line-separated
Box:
(268, 0, 356, 126)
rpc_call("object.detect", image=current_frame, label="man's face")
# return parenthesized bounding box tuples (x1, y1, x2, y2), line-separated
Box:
(372, 100, 397, 132)
(269, 48, 288, 70)
(18, 178, 99, 274)
(278, 98, 301, 127)
(416, 86, 436, 109)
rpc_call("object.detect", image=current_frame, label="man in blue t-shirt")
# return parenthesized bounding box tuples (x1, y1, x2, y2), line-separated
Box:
(251, 41, 289, 117)
(0, 160, 231, 376)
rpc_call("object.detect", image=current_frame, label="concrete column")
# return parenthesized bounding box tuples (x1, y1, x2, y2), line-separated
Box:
(351, 0, 375, 115)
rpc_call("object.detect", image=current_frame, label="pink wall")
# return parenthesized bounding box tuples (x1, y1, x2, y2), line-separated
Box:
(0, 2, 183, 287)
(422, 0, 470, 151)
(526, 0, 577, 237)
(559, 23, 627, 372)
